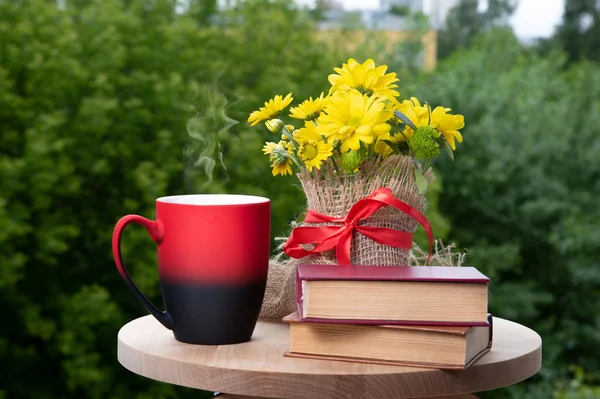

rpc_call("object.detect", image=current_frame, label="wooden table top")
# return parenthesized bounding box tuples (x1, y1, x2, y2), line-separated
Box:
(117, 316, 541, 399)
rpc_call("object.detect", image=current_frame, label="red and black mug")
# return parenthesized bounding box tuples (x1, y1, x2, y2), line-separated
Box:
(112, 194, 270, 345)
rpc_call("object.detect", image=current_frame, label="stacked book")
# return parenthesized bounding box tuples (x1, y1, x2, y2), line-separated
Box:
(283, 264, 492, 369)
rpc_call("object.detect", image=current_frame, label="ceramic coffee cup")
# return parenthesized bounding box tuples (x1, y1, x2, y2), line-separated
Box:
(112, 194, 270, 345)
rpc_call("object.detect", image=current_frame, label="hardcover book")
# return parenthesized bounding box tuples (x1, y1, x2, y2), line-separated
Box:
(296, 264, 490, 325)
(283, 312, 493, 369)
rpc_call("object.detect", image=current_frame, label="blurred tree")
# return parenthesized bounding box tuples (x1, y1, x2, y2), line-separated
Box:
(389, 4, 411, 16)
(309, 0, 331, 21)
(554, 0, 600, 62)
(420, 27, 600, 398)
(437, 0, 516, 60)
(186, 0, 219, 25)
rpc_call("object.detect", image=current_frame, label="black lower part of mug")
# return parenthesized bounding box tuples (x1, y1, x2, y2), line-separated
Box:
(160, 277, 266, 345)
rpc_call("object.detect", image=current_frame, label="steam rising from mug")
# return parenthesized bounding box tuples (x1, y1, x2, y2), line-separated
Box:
(184, 81, 241, 190)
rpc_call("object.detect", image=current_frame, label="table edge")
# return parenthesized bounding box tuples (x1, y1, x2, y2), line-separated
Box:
(117, 316, 542, 398)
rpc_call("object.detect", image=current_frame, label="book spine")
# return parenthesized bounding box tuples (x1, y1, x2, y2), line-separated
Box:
(296, 266, 304, 319)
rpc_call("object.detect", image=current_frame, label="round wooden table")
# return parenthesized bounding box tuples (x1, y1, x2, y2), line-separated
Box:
(117, 316, 541, 399)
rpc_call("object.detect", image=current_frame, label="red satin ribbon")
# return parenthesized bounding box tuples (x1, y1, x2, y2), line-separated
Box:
(283, 187, 433, 265)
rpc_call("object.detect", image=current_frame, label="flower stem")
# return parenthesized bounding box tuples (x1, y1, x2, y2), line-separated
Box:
(331, 157, 342, 179)
(281, 129, 300, 149)
(423, 158, 431, 174)
(284, 152, 303, 170)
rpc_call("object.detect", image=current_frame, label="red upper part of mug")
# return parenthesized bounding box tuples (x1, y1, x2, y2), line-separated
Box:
(155, 194, 271, 285)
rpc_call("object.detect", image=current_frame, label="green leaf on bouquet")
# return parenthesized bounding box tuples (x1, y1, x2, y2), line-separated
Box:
(382, 140, 401, 154)
(414, 167, 429, 194)
(394, 110, 418, 131)
(295, 210, 307, 224)
(439, 138, 455, 161)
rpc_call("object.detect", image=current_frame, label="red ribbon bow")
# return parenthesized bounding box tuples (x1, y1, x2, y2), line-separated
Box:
(283, 187, 433, 265)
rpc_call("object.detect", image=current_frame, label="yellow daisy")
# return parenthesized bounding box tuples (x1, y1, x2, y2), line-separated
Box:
(328, 58, 400, 100)
(394, 97, 429, 140)
(262, 141, 294, 176)
(293, 121, 323, 143)
(247, 93, 294, 126)
(316, 89, 392, 153)
(297, 140, 333, 172)
(289, 92, 329, 121)
(429, 106, 465, 150)
(271, 158, 293, 176)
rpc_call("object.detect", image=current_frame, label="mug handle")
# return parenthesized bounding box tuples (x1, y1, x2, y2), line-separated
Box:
(112, 215, 174, 330)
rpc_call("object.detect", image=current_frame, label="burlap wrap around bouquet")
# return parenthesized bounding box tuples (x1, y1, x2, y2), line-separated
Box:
(259, 154, 433, 319)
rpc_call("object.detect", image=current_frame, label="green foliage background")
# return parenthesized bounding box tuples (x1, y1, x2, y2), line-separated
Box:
(0, 0, 598, 398)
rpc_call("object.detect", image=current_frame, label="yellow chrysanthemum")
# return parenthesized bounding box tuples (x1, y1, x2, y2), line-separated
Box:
(395, 98, 465, 150)
(316, 89, 392, 153)
(289, 93, 329, 121)
(429, 106, 465, 150)
(297, 140, 333, 171)
(395, 97, 429, 140)
(247, 93, 293, 126)
(271, 158, 293, 176)
(262, 142, 279, 157)
(262, 141, 294, 176)
(328, 58, 400, 100)
(383, 95, 401, 116)
(293, 121, 323, 143)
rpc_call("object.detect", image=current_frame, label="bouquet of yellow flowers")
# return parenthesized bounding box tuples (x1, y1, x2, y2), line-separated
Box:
(248, 58, 464, 193)
(248, 58, 466, 319)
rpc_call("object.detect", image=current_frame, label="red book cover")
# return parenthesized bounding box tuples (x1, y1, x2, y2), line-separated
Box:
(297, 264, 490, 283)
(296, 264, 490, 327)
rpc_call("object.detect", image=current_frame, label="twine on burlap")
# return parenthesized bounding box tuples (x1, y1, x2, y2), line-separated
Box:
(259, 154, 465, 320)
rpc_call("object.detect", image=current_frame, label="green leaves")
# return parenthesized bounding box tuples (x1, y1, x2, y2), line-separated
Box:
(394, 110, 418, 130)
(413, 167, 429, 195)
(439, 137, 455, 161)
(381, 139, 401, 153)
